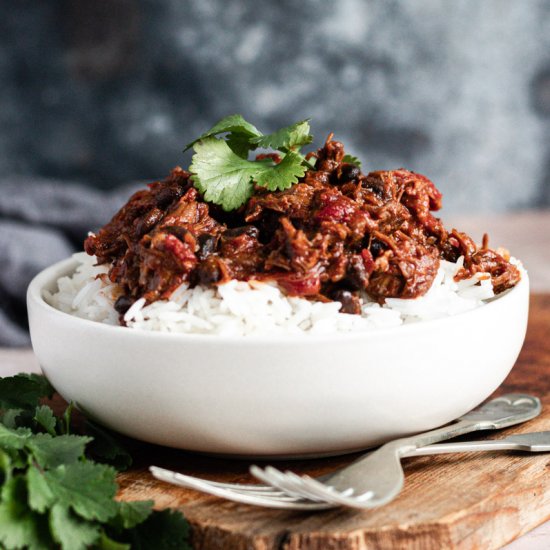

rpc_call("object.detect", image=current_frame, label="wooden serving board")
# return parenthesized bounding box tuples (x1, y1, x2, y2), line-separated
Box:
(111, 295, 550, 550)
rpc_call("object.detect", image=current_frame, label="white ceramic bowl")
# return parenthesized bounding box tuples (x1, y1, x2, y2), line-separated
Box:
(27, 257, 529, 458)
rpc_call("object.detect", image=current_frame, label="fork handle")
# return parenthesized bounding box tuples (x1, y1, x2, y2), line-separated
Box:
(391, 394, 541, 456)
(405, 439, 526, 456)
(390, 418, 490, 456)
(322, 418, 507, 504)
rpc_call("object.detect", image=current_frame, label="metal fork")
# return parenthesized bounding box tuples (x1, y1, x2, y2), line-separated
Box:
(251, 394, 541, 509)
(150, 429, 550, 510)
(150, 394, 541, 510)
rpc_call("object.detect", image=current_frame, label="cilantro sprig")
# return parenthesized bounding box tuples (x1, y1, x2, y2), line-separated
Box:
(0, 374, 190, 550)
(187, 115, 314, 211)
(342, 153, 362, 169)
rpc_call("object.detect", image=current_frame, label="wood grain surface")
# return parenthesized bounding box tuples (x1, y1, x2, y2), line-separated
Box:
(100, 294, 550, 550)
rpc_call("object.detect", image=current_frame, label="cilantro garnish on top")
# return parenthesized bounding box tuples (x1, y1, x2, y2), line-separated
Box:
(186, 115, 316, 211)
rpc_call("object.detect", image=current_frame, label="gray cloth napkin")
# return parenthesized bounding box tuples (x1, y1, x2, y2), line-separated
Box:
(0, 177, 142, 346)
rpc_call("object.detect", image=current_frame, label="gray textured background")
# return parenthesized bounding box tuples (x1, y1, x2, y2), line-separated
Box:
(1, 0, 549, 345)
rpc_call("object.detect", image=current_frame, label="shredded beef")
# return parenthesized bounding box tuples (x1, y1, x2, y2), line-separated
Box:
(84, 138, 521, 315)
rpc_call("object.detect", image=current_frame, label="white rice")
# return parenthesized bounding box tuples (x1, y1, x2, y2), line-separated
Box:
(44, 252, 517, 337)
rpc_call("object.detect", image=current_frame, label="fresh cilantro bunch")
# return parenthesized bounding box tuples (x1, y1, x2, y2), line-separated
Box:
(0, 374, 190, 550)
(185, 115, 315, 211)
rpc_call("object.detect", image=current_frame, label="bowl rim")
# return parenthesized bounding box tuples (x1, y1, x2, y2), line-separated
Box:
(27, 256, 529, 345)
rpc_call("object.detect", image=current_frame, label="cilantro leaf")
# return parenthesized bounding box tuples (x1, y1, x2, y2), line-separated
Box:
(226, 132, 254, 159)
(1, 408, 24, 429)
(121, 509, 192, 550)
(254, 150, 308, 191)
(27, 433, 92, 469)
(41, 462, 118, 522)
(28, 460, 115, 533)
(85, 421, 132, 471)
(49, 503, 101, 550)
(0, 423, 32, 450)
(250, 119, 313, 151)
(0, 373, 53, 410)
(0, 448, 11, 485)
(110, 500, 154, 530)
(187, 116, 316, 210)
(183, 114, 261, 152)
(0, 476, 54, 550)
(191, 138, 309, 210)
(190, 138, 258, 211)
(33, 405, 57, 436)
(342, 153, 362, 169)
(96, 532, 132, 550)
(27, 466, 54, 513)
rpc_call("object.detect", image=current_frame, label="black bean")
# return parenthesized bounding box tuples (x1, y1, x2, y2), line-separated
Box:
(363, 179, 386, 199)
(257, 211, 281, 243)
(114, 295, 133, 314)
(369, 239, 385, 258)
(331, 289, 361, 315)
(156, 186, 184, 209)
(345, 255, 369, 290)
(196, 260, 222, 285)
(223, 226, 260, 239)
(197, 234, 218, 259)
(164, 225, 192, 241)
(340, 164, 361, 182)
